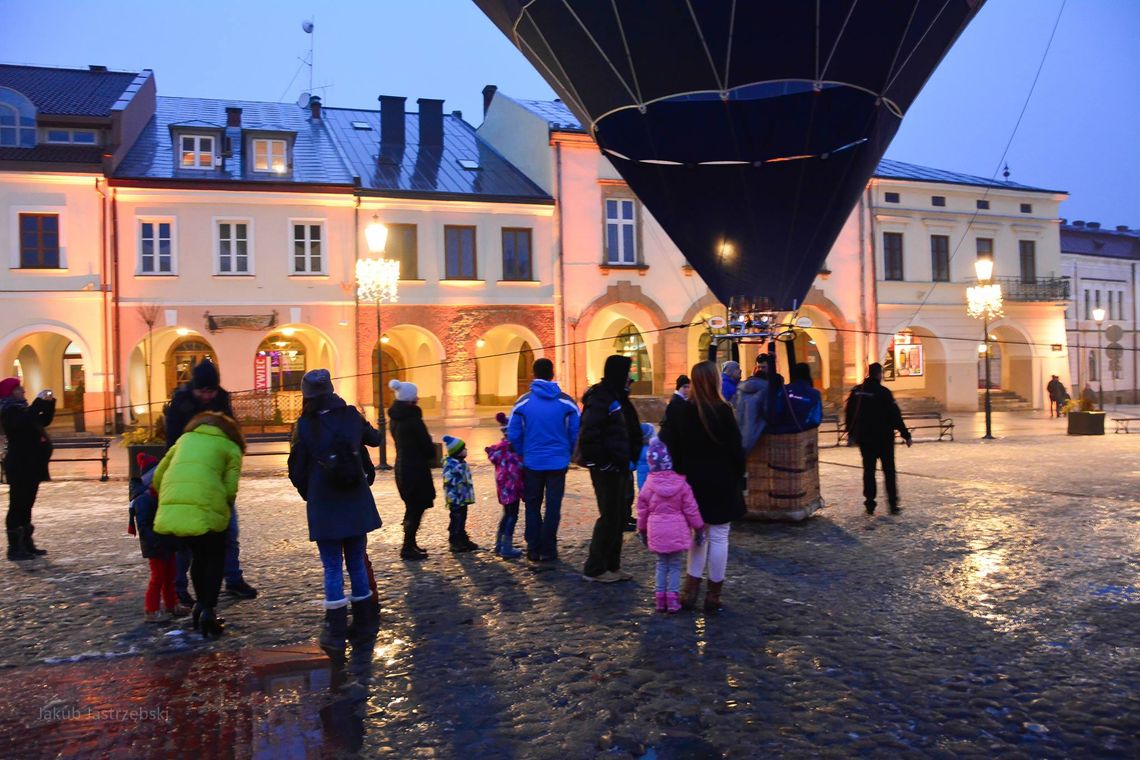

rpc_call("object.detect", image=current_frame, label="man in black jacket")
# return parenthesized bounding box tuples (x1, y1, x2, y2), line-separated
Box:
(844, 363, 912, 515)
(0, 378, 55, 560)
(580, 355, 637, 583)
(165, 360, 258, 600)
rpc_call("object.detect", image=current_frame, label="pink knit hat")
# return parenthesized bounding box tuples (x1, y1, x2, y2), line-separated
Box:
(0, 378, 20, 399)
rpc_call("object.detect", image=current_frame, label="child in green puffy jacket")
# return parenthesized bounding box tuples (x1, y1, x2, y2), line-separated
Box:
(153, 411, 244, 638)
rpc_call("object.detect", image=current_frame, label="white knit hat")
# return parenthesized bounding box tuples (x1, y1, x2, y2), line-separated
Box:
(389, 379, 418, 402)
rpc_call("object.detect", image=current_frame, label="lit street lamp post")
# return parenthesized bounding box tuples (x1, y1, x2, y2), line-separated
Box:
(357, 214, 399, 469)
(1092, 307, 1106, 410)
(967, 257, 1003, 440)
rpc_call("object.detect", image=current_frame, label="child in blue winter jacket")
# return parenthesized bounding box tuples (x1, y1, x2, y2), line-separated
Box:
(635, 422, 654, 491)
(442, 435, 477, 552)
(128, 453, 187, 622)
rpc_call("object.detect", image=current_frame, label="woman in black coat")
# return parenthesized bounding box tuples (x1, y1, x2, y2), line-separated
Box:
(387, 379, 435, 561)
(288, 370, 382, 651)
(0, 378, 55, 560)
(659, 361, 745, 613)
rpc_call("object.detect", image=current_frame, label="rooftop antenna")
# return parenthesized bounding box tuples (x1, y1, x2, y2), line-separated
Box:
(302, 19, 315, 96)
(1002, 163, 1010, 180)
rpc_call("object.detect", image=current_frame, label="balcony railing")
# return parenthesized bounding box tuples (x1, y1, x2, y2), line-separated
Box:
(968, 276, 1070, 302)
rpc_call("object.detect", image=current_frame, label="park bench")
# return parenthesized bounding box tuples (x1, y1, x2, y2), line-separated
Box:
(243, 431, 293, 457)
(1111, 417, 1140, 434)
(828, 412, 954, 447)
(0, 436, 111, 483)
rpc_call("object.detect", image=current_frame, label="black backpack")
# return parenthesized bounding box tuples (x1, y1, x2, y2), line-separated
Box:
(308, 414, 364, 490)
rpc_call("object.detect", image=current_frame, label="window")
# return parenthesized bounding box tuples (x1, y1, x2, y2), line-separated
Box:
(501, 228, 533, 280)
(883, 232, 903, 280)
(976, 237, 993, 261)
(386, 224, 418, 280)
(44, 128, 98, 145)
(1083, 290, 1090, 320)
(351, 121, 372, 130)
(18, 213, 60, 269)
(253, 138, 287, 173)
(930, 235, 950, 282)
(1089, 351, 1098, 382)
(931, 195, 946, 207)
(180, 135, 215, 169)
(884, 192, 900, 204)
(257, 334, 306, 392)
(1020, 203, 1033, 214)
(291, 221, 323, 274)
(1095, 290, 1101, 311)
(614, 324, 652, 395)
(444, 226, 477, 280)
(139, 220, 173, 274)
(0, 96, 36, 148)
(216, 220, 250, 274)
(457, 159, 480, 171)
(1118, 292, 1125, 321)
(605, 198, 637, 265)
(976, 199, 990, 210)
(1018, 240, 1036, 284)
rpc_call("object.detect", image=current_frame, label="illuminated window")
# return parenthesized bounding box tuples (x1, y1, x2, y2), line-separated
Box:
(256, 335, 306, 391)
(180, 134, 215, 169)
(387, 224, 418, 280)
(614, 324, 652, 395)
(253, 138, 288, 173)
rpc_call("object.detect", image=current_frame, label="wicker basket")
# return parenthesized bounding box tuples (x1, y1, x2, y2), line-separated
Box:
(743, 428, 824, 521)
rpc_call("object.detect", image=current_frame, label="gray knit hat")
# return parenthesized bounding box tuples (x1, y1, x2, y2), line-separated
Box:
(301, 369, 334, 399)
(388, 379, 418, 402)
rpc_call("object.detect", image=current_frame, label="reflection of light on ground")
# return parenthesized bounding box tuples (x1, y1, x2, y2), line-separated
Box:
(373, 637, 405, 667)
(694, 617, 706, 657)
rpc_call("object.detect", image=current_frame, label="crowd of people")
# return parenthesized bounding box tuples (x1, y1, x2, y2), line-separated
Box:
(0, 345, 916, 649)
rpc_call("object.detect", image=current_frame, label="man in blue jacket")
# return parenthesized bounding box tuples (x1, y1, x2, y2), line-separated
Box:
(507, 358, 580, 562)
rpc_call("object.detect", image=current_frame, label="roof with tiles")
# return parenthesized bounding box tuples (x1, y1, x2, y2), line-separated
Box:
(323, 106, 551, 202)
(1061, 223, 1140, 260)
(113, 96, 355, 186)
(507, 96, 1065, 195)
(0, 146, 104, 164)
(0, 64, 140, 117)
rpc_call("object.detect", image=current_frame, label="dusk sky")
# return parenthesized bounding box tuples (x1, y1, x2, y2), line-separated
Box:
(2, 0, 1136, 225)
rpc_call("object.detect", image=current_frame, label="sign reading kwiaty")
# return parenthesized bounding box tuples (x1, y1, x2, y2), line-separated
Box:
(205, 311, 278, 333)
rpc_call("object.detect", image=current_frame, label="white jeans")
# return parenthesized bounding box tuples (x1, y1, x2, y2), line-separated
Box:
(687, 523, 731, 583)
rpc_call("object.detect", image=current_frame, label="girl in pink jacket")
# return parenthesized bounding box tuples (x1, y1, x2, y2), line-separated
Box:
(636, 438, 705, 613)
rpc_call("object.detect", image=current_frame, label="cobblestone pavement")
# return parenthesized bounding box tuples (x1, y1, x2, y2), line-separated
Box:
(0, 414, 1135, 758)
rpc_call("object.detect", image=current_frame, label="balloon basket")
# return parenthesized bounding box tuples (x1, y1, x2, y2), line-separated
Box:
(743, 429, 824, 522)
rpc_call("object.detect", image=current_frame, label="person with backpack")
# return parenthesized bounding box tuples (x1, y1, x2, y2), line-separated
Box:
(152, 411, 245, 638)
(844, 363, 912, 515)
(288, 370, 383, 652)
(388, 379, 435, 561)
(769, 363, 823, 434)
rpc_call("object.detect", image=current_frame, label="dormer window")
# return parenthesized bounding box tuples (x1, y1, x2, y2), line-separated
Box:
(0, 88, 37, 148)
(253, 138, 288, 173)
(180, 135, 215, 169)
(44, 128, 99, 145)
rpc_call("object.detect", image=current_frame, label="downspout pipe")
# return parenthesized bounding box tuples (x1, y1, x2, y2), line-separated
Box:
(110, 188, 123, 433)
(96, 179, 112, 434)
(353, 182, 363, 411)
(554, 141, 567, 385)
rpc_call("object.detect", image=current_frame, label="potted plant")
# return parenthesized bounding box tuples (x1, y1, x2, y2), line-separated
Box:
(121, 415, 166, 479)
(1067, 394, 1105, 436)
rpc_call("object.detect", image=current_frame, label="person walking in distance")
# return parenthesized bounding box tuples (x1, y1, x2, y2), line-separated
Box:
(661, 362, 746, 613)
(0, 378, 55, 560)
(580, 355, 636, 583)
(387, 379, 435, 560)
(506, 358, 579, 562)
(165, 360, 258, 602)
(844, 362, 912, 516)
(1046, 375, 1066, 418)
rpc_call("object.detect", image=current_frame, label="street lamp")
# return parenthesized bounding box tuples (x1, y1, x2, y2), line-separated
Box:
(357, 213, 399, 469)
(967, 257, 1003, 439)
(1092, 306, 1106, 410)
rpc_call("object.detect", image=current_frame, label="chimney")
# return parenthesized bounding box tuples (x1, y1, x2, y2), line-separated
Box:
(308, 95, 321, 120)
(89, 64, 108, 73)
(1087, 222, 1101, 229)
(226, 107, 242, 128)
(417, 98, 444, 146)
(1116, 225, 1130, 232)
(378, 95, 406, 146)
(1073, 220, 1085, 227)
(452, 110, 463, 121)
(482, 84, 498, 115)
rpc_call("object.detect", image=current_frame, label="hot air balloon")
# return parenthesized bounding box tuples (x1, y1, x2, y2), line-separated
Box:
(474, 1, 985, 313)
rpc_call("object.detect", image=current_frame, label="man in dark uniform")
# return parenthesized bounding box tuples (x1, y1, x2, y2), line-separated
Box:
(845, 363, 912, 515)
(165, 360, 258, 601)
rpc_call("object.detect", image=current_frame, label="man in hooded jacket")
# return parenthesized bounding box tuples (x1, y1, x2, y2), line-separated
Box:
(844, 363, 912, 515)
(580, 355, 640, 582)
(507, 358, 580, 562)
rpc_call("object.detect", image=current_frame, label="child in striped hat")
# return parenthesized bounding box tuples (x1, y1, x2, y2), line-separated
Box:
(442, 435, 477, 552)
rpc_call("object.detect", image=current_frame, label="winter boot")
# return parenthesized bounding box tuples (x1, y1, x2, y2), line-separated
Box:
(703, 580, 724, 613)
(654, 592, 667, 613)
(496, 532, 522, 559)
(199, 607, 225, 638)
(7, 529, 33, 561)
(347, 597, 380, 642)
(679, 575, 702, 610)
(22, 524, 46, 556)
(666, 592, 682, 614)
(400, 529, 427, 561)
(319, 605, 349, 653)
